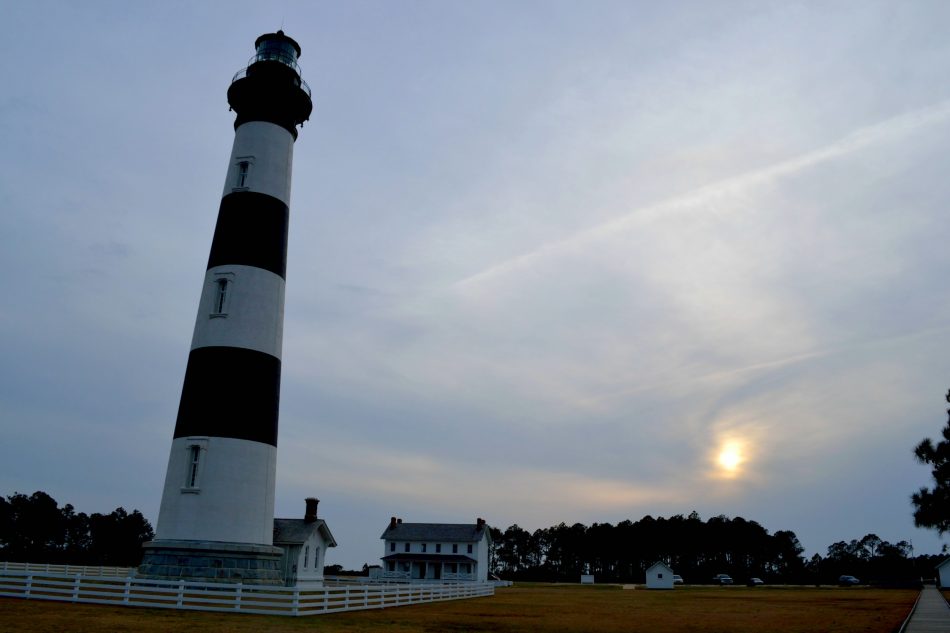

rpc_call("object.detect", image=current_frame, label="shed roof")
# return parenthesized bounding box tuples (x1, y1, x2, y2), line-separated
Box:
(273, 518, 337, 547)
(381, 522, 490, 543)
(646, 561, 674, 573)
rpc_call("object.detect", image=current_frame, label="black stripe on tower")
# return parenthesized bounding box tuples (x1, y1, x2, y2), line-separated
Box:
(174, 347, 281, 446)
(207, 192, 289, 278)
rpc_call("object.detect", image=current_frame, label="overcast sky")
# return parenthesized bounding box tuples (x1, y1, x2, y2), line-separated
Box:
(2, 0, 950, 569)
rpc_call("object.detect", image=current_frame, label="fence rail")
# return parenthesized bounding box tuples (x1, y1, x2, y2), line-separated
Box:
(0, 562, 132, 577)
(0, 570, 494, 616)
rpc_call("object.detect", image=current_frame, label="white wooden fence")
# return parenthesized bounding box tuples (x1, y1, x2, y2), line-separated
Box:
(0, 561, 132, 576)
(0, 569, 494, 616)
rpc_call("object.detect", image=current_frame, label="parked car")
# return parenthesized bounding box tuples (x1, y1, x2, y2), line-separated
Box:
(838, 575, 860, 586)
(747, 577, 764, 586)
(673, 574, 684, 585)
(712, 574, 733, 585)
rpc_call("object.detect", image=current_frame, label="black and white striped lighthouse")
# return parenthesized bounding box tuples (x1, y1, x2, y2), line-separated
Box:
(139, 31, 312, 584)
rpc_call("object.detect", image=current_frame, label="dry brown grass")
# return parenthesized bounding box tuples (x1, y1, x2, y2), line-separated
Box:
(0, 584, 917, 633)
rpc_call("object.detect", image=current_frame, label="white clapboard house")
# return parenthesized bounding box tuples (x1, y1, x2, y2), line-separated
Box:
(380, 517, 491, 582)
(273, 498, 337, 586)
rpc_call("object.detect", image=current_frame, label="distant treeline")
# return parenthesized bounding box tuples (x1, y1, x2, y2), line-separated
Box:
(0, 491, 154, 567)
(488, 513, 944, 585)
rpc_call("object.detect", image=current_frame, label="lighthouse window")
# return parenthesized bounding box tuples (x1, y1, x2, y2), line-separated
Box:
(187, 445, 201, 488)
(232, 156, 254, 190)
(211, 278, 230, 317)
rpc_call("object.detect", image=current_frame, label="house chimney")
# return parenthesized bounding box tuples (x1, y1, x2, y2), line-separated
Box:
(476, 517, 486, 528)
(389, 516, 397, 529)
(304, 498, 319, 523)
(396, 518, 402, 524)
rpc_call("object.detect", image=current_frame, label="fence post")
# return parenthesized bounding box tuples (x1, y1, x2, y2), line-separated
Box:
(234, 582, 242, 611)
(177, 579, 185, 607)
(123, 576, 131, 604)
(25, 574, 32, 600)
(72, 574, 81, 602)
(292, 586, 300, 616)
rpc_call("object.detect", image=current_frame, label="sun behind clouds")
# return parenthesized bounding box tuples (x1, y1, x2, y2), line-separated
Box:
(716, 441, 744, 478)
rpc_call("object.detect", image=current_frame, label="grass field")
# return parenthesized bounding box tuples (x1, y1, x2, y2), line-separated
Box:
(0, 584, 918, 633)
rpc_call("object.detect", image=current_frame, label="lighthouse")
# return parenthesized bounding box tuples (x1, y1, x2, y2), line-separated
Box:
(139, 31, 312, 584)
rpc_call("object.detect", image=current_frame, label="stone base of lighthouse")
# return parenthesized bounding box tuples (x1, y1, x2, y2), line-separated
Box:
(138, 540, 283, 585)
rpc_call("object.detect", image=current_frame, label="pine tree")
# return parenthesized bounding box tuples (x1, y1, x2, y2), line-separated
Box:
(911, 390, 950, 533)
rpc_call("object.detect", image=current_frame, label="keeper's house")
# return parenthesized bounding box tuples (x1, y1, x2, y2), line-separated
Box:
(273, 498, 337, 586)
(380, 517, 491, 582)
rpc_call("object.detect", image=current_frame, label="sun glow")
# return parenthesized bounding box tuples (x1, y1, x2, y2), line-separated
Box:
(716, 442, 744, 476)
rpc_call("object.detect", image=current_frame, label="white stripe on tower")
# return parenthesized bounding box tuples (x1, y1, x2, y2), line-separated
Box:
(152, 31, 312, 549)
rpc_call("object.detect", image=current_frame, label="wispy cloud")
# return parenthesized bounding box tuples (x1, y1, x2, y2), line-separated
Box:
(453, 100, 950, 290)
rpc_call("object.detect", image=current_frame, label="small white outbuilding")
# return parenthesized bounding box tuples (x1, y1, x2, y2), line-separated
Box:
(937, 557, 950, 588)
(645, 561, 675, 589)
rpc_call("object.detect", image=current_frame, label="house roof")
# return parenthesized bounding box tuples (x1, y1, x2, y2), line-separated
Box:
(381, 553, 477, 563)
(273, 518, 337, 548)
(380, 522, 490, 543)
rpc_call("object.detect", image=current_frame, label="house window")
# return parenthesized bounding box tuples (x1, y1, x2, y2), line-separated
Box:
(452, 544, 458, 554)
(658, 573, 663, 579)
(467, 544, 473, 554)
(186, 445, 201, 488)
(435, 544, 441, 553)
(404, 543, 410, 553)
(390, 542, 395, 552)
(421, 543, 427, 553)
(303, 545, 309, 569)
(387, 561, 395, 572)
